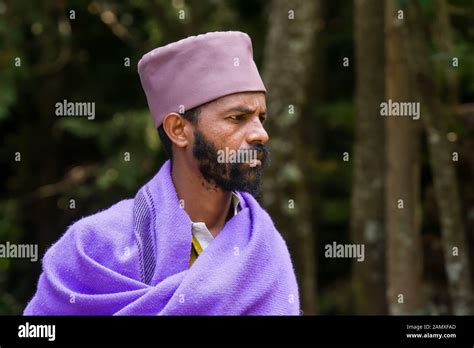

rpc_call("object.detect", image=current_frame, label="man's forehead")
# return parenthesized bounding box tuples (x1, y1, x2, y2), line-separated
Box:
(208, 92, 266, 112)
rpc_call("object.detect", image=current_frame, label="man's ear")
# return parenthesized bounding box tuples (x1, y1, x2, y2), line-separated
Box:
(162, 113, 189, 149)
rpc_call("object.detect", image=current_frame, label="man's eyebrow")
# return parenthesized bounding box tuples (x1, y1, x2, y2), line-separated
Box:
(225, 105, 267, 115)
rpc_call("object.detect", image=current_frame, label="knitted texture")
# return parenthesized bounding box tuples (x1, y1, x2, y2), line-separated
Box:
(24, 161, 300, 315)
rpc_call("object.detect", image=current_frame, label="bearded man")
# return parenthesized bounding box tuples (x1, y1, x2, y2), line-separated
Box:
(24, 31, 299, 315)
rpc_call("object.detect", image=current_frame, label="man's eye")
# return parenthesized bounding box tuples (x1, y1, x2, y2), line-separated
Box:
(229, 115, 245, 121)
(259, 115, 267, 123)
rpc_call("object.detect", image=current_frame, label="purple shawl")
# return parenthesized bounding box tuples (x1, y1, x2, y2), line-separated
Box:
(24, 161, 300, 315)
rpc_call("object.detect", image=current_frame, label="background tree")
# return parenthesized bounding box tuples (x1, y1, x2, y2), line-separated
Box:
(384, 0, 424, 315)
(261, 0, 320, 315)
(351, 0, 387, 315)
(402, 0, 473, 315)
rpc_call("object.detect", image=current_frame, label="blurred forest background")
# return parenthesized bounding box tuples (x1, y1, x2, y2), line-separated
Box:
(0, 0, 473, 315)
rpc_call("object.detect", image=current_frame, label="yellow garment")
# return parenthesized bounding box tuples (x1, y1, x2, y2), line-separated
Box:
(188, 192, 241, 268)
(189, 234, 203, 267)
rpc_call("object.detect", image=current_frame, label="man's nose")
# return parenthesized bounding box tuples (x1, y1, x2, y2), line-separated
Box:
(246, 118, 269, 145)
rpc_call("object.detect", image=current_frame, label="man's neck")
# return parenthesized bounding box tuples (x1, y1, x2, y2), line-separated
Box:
(171, 159, 232, 238)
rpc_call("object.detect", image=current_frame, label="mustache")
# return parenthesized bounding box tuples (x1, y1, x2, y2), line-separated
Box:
(251, 143, 269, 163)
(235, 143, 270, 167)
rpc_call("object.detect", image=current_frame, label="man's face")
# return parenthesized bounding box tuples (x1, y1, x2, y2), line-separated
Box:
(189, 92, 270, 197)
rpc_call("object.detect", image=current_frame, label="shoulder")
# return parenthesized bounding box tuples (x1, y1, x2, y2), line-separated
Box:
(71, 198, 135, 255)
(236, 191, 274, 223)
(72, 198, 135, 236)
(43, 198, 139, 277)
(237, 191, 291, 248)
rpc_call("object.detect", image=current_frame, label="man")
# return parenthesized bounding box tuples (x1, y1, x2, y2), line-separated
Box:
(24, 31, 300, 315)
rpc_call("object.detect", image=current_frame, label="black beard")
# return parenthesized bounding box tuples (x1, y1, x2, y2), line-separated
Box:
(192, 127, 270, 198)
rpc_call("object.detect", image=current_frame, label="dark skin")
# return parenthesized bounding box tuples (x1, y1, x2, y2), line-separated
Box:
(162, 91, 269, 237)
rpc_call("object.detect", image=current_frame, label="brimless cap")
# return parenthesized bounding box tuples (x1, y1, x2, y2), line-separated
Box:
(138, 31, 266, 128)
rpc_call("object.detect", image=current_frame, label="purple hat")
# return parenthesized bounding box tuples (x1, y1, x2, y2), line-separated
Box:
(138, 31, 266, 128)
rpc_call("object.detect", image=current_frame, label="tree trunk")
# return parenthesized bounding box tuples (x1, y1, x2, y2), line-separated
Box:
(402, 0, 473, 315)
(385, 0, 424, 315)
(351, 0, 387, 315)
(261, 0, 320, 315)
